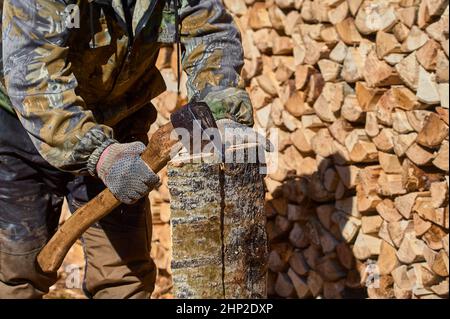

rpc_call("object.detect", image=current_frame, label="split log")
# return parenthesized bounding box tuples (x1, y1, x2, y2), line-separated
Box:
(168, 147, 267, 299)
(378, 241, 401, 275)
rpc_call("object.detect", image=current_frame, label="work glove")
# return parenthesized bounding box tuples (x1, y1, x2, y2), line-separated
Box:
(96, 142, 160, 204)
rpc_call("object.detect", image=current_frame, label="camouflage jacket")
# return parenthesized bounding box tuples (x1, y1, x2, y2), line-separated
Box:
(1, 0, 253, 175)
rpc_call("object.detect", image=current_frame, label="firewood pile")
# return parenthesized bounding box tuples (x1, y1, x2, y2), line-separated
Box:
(150, 0, 449, 299)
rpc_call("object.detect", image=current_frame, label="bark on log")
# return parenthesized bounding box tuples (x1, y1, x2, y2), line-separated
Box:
(168, 146, 267, 298)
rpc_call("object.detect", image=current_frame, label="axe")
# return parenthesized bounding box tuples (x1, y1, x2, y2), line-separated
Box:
(37, 102, 221, 273)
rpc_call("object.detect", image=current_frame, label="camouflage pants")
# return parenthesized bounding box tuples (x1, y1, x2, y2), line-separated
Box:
(0, 107, 156, 299)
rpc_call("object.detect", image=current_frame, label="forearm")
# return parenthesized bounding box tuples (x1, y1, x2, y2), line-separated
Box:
(2, 0, 115, 175)
(180, 0, 254, 126)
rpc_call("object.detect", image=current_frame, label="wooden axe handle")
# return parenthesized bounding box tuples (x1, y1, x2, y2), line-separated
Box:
(37, 122, 177, 273)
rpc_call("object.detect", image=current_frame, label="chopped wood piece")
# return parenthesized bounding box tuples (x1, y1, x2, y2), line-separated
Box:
(393, 22, 410, 42)
(273, 36, 294, 55)
(397, 233, 426, 264)
(355, 1, 397, 34)
(402, 26, 430, 52)
(249, 83, 273, 110)
(275, 272, 295, 298)
(303, 244, 322, 269)
(367, 275, 395, 299)
(384, 53, 406, 65)
(365, 112, 380, 137)
(289, 223, 309, 248)
(355, 82, 386, 111)
(341, 44, 374, 83)
(307, 271, 324, 297)
(328, 0, 349, 24)
(379, 221, 396, 247)
(414, 197, 446, 227)
(392, 265, 413, 290)
(332, 211, 361, 243)
(307, 73, 326, 103)
(393, 132, 417, 157)
(268, 5, 286, 31)
(256, 73, 279, 97)
(342, 94, 365, 122)
(287, 269, 312, 299)
(353, 232, 382, 260)
(314, 82, 344, 119)
(439, 83, 449, 108)
(378, 241, 401, 275)
(377, 172, 407, 196)
(336, 242, 355, 270)
(268, 249, 290, 273)
(248, 3, 272, 29)
(405, 143, 435, 166)
(388, 220, 413, 248)
(414, 213, 433, 236)
(395, 192, 421, 219)
(423, 225, 447, 250)
(303, 39, 330, 66)
(311, 129, 336, 158)
(289, 250, 310, 276)
(285, 91, 313, 117)
(436, 50, 449, 83)
(430, 181, 448, 208)
(335, 165, 360, 189)
(318, 59, 342, 82)
(433, 141, 449, 172)
(376, 31, 401, 58)
(361, 215, 383, 234)
(330, 41, 348, 63)
(407, 110, 433, 132)
(436, 107, 449, 125)
(430, 278, 449, 297)
(336, 17, 363, 44)
(379, 152, 403, 174)
(376, 199, 403, 222)
(345, 130, 378, 163)
(316, 258, 347, 282)
(395, 53, 420, 90)
(291, 127, 315, 154)
(373, 129, 395, 152)
(416, 66, 441, 104)
(416, 39, 442, 71)
(393, 110, 415, 134)
(287, 204, 310, 222)
(442, 234, 449, 255)
(416, 113, 449, 148)
(396, 6, 416, 27)
(401, 159, 442, 192)
(424, 248, 449, 277)
(294, 65, 314, 90)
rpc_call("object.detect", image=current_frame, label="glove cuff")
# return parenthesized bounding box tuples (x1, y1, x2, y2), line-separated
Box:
(87, 139, 118, 177)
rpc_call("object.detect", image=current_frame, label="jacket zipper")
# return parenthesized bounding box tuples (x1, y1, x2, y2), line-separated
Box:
(109, 0, 159, 94)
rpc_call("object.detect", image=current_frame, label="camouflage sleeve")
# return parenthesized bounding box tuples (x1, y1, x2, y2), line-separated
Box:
(2, 0, 115, 175)
(179, 0, 254, 126)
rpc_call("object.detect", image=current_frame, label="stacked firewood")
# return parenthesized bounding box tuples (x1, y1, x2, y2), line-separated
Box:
(150, 0, 449, 299)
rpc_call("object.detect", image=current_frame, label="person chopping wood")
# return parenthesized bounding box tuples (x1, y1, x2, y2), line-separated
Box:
(0, 0, 254, 299)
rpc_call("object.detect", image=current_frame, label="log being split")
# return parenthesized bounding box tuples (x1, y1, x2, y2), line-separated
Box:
(168, 144, 267, 298)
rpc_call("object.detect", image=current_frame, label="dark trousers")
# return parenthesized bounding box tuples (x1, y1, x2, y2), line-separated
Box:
(0, 107, 156, 298)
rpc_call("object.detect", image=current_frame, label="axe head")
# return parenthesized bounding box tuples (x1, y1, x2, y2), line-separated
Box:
(170, 101, 223, 158)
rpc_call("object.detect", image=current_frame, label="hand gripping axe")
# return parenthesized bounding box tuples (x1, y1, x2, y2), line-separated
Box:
(37, 101, 222, 273)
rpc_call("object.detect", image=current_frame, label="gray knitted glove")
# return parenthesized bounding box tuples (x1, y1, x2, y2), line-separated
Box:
(96, 142, 160, 204)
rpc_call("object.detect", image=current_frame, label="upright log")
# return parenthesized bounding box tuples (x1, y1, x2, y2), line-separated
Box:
(168, 145, 267, 298)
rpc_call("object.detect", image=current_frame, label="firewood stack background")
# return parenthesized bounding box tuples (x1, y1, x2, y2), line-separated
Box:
(149, 0, 449, 299)
(50, 0, 449, 299)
